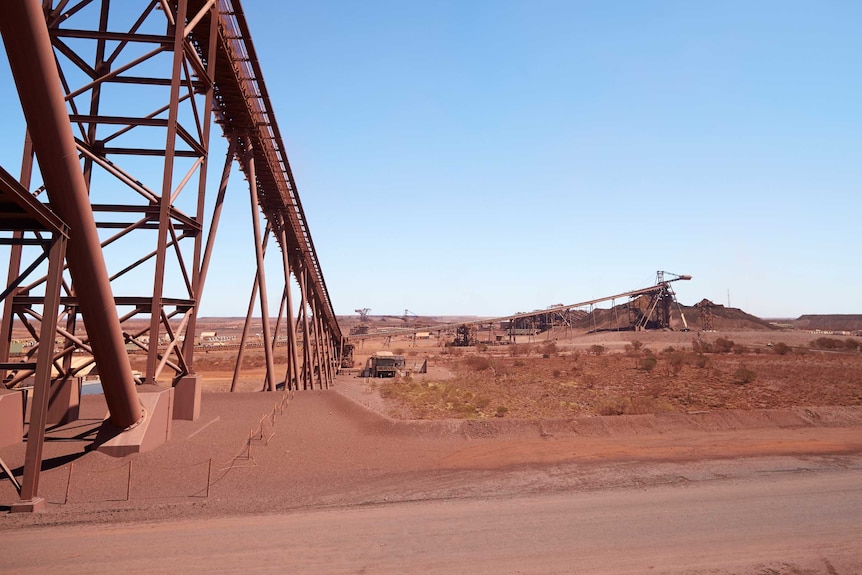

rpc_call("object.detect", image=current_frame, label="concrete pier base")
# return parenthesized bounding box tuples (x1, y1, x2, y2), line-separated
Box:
(10, 497, 46, 513)
(95, 389, 173, 457)
(47, 376, 81, 426)
(173, 374, 201, 421)
(0, 391, 24, 448)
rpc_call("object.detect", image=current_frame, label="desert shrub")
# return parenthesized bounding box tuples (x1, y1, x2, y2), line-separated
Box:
(476, 343, 488, 352)
(733, 365, 757, 384)
(509, 344, 532, 357)
(495, 405, 508, 417)
(394, 348, 405, 355)
(513, 359, 525, 367)
(474, 396, 491, 409)
(691, 338, 703, 354)
(811, 337, 843, 350)
(596, 396, 629, 416)
(714, 337, 735, 354)
(596, 395, 672, 416)
(628, 396, 674, 415)
(663, 346, 676, 353)
(589, 344, 605, 356)
(639, 356, 657, 372)
(581, 374, 597, 389)
(666, 351, 688, 375)
(489, 360, 510, 377)
(695, 355, 710, 369)
(464, 356, 491, 371)
(542, 353, 550, 359)
(845, 338, 860, 351)
(732, 344, 748, 355)
(631, 340, 644, 351)
(773, 342, 791, 355)
(552, 369, 562, 378)
(539, 342, 558, 356)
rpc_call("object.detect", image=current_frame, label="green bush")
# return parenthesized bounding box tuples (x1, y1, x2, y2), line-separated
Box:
(589, 344, 605, 356)
(639, 356, 658, 372)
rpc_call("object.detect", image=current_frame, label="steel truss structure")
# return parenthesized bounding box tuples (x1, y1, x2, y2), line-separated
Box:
(1, 0, 341, 406)
(1, 165, 68, 511)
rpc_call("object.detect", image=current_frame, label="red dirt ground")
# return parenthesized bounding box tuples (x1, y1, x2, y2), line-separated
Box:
(1, 329, 861, 533)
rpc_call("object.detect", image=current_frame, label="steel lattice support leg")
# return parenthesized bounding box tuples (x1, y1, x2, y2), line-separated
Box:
(1, 0, 141, 429)
(13, 228, 66, 512)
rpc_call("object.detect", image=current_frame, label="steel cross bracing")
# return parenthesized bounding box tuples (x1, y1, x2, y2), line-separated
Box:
(1, 0, 341, 399)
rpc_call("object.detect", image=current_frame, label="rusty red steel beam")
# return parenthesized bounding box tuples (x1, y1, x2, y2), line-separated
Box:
(0, 0, 142, 430)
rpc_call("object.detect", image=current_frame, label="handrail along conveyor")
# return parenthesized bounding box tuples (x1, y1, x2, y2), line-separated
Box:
(194, 0, 341, 343)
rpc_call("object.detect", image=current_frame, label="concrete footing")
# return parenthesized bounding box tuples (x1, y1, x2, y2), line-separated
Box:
(95, 389, 173, 457)
(173, 374, 201, 421)
(0, 391, 24, 448)
(10, 497, 46, 513)
(47, 376, 81, 426)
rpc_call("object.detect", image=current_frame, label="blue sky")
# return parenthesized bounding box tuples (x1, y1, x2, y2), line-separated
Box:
(2, 1, 860, 319)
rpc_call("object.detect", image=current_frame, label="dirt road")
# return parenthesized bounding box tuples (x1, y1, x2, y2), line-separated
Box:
(2, 468, 860, 574)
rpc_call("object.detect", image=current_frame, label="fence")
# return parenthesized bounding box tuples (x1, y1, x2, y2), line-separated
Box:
(28, 391, 294, 506)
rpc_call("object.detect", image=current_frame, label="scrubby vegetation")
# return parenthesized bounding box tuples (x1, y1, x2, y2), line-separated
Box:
(372, 340, 862, 420)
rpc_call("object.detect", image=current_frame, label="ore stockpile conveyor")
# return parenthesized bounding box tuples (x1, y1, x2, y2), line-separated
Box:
(347, 272, 693, 341)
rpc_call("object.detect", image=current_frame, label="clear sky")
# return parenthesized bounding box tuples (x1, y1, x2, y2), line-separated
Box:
(1, 1, 860, 320)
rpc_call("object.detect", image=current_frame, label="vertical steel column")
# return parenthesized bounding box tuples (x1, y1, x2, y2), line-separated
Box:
(245, 144, 276, 392)
(308, 294, 323, 389)
(146, 0, 189, 384)
(80, 0, 110, 189)
(318, 313, 333, 388)
(0, 138, 34, 385)
(278, 225, 301, 390)
(182, 2, 219, 373)
(192, 143, 235, 312)
(230, 272, 259, 393)
(316, 304, 331, 388)
(298, 266, 313, 390)
(230, 223, 270, 392)
(1, 0, 140, 429)
(16, 226, 66, 507)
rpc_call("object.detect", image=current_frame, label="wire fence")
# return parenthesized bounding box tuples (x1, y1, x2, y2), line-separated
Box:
(33, 391, 294, 506)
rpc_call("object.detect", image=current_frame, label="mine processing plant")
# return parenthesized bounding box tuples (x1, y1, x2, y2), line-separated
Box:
(343, 271, 693, 346)
(1, 0, 341, 510)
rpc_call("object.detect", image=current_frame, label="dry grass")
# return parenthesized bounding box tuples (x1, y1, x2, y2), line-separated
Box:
(377, 345, 862, 419)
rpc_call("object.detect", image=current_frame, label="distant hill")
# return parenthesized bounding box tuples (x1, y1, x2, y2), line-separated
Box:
(793, 315, 862, 332)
